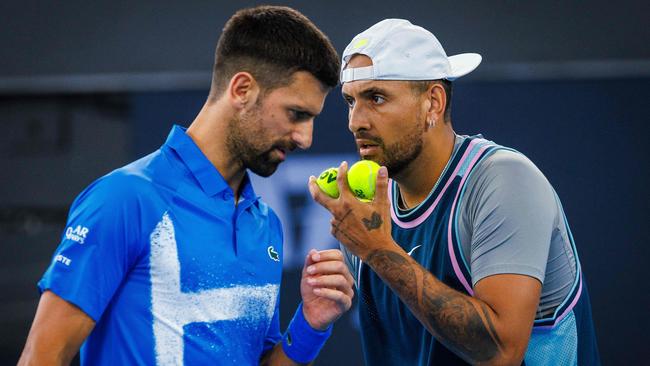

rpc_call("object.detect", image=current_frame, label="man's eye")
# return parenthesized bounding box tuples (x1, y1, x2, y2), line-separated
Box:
(372, 95, 386, 105)
(291, 110, 310, 121)
(345, 98, 355, 108)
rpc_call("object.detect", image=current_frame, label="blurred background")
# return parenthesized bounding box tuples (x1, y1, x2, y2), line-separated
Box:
(1, 1, 649, 364)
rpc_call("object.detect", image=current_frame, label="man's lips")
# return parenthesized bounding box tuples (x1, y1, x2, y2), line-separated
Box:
(356, 139, 380, 155)
(355, 138, 379, 147)
(356, 137, 379, 146)
(360, 145, 380, 155)
(272, 147, 286, 161)
(270, 142, 296, 162)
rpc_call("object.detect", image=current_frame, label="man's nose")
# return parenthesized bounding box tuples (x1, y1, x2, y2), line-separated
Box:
(348, 103, 370, 133)
(291, 120, 313, 150)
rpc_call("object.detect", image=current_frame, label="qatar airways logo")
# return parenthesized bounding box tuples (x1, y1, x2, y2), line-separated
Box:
(65, 225, 89, 244)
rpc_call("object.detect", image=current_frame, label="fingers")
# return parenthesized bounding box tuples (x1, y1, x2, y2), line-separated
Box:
(303, 249, 355, 305)
(308, 176, 333, 210)
(307, 274, 354, 298)
(305, 249, 354, 286)
(306, 257, 354, 285)
(312, 287, 352, 309)
(308, 248, 344, 262)
(306, 274, 348, 288)
(305, 255, 347, 276)
(374, 166, 390, 207)
(301, 249, 318, 277)
(336, 161, 354, 200)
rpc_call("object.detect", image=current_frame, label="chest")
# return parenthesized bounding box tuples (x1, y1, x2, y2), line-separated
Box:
(136, 183, 283, 293)
(358, 191, 467, 330)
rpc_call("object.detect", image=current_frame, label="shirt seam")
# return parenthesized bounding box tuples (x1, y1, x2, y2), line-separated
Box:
(472, 263, 545, 286)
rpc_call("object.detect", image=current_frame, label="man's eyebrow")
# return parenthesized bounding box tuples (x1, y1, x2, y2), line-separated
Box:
(287, 104, 318, 117)
(360, 87, 389, 97)
(342, 86, 390, 99)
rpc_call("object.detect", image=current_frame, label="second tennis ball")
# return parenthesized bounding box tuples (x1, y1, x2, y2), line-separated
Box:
(347, 160, 381, 202)
(316, 167, 340, 198)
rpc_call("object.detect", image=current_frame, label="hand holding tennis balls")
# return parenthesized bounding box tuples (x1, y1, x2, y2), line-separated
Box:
(315, 160, 381, 201)
(309, 161, 391, 261)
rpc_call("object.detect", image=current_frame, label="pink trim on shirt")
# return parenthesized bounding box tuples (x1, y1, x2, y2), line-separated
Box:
(447, 144, 492, 296)
(391, 139, 482, 229)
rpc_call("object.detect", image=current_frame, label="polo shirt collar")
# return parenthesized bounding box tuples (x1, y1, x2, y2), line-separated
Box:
(164, 125, 258, 200)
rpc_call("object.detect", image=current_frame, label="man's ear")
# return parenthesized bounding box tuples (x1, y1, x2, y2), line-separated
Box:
(426, 82, 445, 124)
(227, 72, 261, 110)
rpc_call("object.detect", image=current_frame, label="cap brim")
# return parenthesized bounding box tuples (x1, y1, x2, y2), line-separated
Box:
(447, 53, 482, 80)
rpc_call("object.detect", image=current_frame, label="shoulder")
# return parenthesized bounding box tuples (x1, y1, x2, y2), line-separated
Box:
(469, 149, 552, 194)
(84, 168, 154, 202)
(479, 149, 543, 177)
(460, 148, 557, 223)
(71, 155, 163, 215)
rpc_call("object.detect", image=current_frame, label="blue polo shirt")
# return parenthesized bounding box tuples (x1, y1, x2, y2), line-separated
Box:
(38, 125, 284, 365)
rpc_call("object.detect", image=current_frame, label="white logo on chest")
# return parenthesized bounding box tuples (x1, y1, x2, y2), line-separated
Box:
(407, 245, 422, 256)
(149, 212, 278, 365)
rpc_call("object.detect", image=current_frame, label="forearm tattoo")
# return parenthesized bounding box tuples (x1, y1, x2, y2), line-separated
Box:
(365, 250, 503, 363)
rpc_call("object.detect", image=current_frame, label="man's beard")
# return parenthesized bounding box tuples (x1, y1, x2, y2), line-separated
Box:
(226, 106, 286, 178)
(382, 130, 423, 177)
(359, 114, 425, 177)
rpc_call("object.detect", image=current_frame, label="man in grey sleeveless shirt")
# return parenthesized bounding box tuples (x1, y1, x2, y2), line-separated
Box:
(309, 19, 599, 365)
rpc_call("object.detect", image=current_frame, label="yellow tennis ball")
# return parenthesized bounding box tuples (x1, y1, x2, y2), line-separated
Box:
(347, 160, 381, 202)
(316, 167, 339, 198)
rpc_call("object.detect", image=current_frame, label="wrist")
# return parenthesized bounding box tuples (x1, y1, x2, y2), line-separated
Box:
(281, 302, 332, 364)
(302, 304, 329, 331)
(359, 238, 399, 262)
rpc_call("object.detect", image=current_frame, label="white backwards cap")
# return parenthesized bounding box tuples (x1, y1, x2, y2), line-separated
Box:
(341, 19, 482, 83)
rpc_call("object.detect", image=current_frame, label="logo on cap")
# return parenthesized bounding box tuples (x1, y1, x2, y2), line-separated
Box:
(352, 38, 369, 49)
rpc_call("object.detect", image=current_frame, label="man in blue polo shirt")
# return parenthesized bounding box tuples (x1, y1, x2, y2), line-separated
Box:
(19, 6, 353, 365)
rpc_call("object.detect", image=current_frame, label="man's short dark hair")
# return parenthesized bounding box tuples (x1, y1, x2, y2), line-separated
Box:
(410, 80, 453, 122)
(210, 6, 340, 99)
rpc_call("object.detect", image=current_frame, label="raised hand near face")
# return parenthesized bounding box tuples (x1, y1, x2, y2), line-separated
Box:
(308, 161, 395, 261)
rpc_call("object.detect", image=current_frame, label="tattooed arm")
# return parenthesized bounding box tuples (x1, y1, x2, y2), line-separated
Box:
(308, 162, 541, 366)
(364, 248, 540, 365)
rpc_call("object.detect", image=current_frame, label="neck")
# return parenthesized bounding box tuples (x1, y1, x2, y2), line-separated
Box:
(394, 124, 455, 209)
(186, 100, 246, 196)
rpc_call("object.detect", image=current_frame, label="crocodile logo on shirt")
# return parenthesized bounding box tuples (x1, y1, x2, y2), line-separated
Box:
(267, 246, 280, 262)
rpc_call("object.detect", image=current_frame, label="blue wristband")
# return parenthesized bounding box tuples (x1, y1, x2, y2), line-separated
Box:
(281, 302, 333, 363)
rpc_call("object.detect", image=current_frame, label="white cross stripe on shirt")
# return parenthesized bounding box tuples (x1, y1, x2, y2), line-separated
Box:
(149, 212, 279, 365)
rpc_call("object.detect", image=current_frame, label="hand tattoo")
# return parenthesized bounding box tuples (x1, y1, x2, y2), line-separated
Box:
(333, 209, 353, 236)
(362, 212, 382, 231)
(332, 209, 367, 250)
